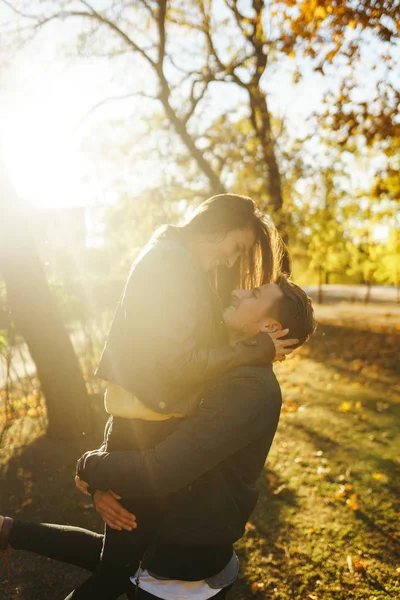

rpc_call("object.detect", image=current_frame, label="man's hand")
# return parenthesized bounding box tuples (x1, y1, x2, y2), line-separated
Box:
(269, 329, 298, 362)
(75, 475, 91, 496)
(93, 489, 137, 532)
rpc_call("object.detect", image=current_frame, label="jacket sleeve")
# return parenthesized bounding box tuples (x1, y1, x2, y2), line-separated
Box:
(95, 243, 276, 414)
(76, 374, 282, 498)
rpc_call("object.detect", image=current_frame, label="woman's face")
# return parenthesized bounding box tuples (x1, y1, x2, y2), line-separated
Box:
(203, 227, 256, 272)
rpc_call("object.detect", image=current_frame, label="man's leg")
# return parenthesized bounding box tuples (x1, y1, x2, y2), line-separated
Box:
(9, 520, 103, 571)
(63, 564, 137, 600)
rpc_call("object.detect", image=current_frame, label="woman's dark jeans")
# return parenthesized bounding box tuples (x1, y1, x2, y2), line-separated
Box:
(9, 520, 232, 599)
(10, 520, 137, 599)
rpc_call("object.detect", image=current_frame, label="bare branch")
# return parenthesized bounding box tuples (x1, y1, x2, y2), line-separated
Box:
(74, 91, 158, 130)
(0, 0, 38, 20)
(183, 75, 214, 124)
(3, 2, 157, 70)
(223, 0, 248, 38)
(137, 0, 157, 21)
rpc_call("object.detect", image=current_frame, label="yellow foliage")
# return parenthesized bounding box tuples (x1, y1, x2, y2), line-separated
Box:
(314, 6, 327, 19)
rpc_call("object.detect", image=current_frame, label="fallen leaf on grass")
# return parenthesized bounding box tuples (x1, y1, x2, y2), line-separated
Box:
(251, 581, 265, 594)
(273, 484, 290, 497)
(346, 493, 360, 511)
(317, 466, 331, 477)
(339, 401, 352, 412)
(334, 484, 352, 501)
(347, 555, 367, 573)
(265, 472, 278, 489)
(372, 472, 388, 483)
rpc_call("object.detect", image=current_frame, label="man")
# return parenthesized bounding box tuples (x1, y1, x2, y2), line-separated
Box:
(77, 275, 316, 599)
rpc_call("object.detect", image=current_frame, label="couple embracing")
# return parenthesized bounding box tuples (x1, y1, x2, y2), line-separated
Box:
(0, 194, 316, 599)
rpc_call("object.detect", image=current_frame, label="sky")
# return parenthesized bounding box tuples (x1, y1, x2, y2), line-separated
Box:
(0, 1, 332, 212)
(0, 1, 397, 217)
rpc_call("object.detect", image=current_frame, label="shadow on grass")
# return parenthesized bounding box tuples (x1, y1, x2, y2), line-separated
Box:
(303, 323, 400, 382)
(232, 467, 302, 599)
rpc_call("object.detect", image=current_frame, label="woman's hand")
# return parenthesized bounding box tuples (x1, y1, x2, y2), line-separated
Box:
(93, 490, 137, 532)
(75, 475, 91, 497)
(269, 329, 298, 362)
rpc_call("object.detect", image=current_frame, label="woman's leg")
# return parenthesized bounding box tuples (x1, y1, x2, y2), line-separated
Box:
(4, 519, 137, 600)
(9, 520, 103, 572)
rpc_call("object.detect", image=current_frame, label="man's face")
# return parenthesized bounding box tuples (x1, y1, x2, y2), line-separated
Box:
(223, 284, 284, 337)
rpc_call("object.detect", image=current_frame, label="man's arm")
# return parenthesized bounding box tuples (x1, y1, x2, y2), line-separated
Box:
(77, 373, 282, 499)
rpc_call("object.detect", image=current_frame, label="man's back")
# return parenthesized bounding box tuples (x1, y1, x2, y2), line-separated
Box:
(100, 365, 282, 578)
(156, 365, 281, 544)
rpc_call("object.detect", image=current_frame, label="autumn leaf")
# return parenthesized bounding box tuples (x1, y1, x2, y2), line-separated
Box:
(335, 485, 347, 501)
(372, 472, 388, 483)
(265, 471, 278, 489)
(346, 493, 360, 511)
(347, 555, 367, 573)
(314, 6, 327, 19)
(339, 401, 352, 412)
(251, 581, 265, 595)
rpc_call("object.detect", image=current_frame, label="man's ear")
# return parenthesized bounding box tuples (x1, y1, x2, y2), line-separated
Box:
(261, 319, 282, 334)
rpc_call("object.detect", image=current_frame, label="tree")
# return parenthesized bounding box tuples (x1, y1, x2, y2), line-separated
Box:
(0, 150, 92, 439)
(2, 0, 398, 275)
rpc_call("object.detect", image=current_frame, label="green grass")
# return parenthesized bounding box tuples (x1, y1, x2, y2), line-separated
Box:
(232, 316, 400, 600)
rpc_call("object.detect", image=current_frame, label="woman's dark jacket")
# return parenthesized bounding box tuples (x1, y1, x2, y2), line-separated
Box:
(95, 226, 276, 416)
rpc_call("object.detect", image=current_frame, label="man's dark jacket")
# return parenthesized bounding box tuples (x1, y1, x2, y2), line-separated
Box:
(78, 364, 282, 580)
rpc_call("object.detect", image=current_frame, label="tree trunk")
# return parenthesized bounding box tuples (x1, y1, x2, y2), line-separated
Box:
(364, 279, 371, 304)
(247, 87, 290, 272)
(318, 268, 324, 304)
(0, 151, 91, 439)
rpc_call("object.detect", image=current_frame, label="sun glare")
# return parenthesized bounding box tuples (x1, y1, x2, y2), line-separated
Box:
(3, 96, 88, 211)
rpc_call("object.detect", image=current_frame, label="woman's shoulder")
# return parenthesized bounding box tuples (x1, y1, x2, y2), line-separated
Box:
(138, 226, 196, 270)
(126, 226, 198, 288)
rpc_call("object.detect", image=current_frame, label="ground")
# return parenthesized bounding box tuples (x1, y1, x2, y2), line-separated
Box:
(0, 301, 399, 600)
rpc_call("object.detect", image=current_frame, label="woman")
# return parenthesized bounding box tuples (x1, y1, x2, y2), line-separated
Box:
(94, 193, 292, 422)
(0, 194, 296, 598)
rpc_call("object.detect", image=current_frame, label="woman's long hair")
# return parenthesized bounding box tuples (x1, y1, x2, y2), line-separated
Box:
(181, 194, 285, 306)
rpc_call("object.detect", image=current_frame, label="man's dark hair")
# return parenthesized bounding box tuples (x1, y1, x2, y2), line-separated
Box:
(270, 274, 317, 349)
